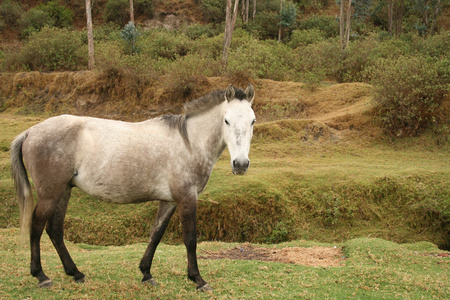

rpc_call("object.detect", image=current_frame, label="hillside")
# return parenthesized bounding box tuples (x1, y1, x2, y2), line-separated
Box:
(0, 71, 377, 141)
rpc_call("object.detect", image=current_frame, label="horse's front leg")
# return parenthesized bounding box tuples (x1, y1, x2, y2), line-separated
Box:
(179, 198, 212, 291)
(139, 201, 177, 286)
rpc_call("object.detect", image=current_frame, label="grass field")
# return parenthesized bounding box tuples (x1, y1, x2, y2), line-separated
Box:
(0, 228, 448, 299)
(0, 79, 449, 298)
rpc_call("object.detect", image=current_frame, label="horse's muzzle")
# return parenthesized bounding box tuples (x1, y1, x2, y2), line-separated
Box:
(232, 159, 249, 175)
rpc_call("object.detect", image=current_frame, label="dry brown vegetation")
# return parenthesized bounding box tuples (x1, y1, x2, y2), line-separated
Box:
(0, 71, 378, 143)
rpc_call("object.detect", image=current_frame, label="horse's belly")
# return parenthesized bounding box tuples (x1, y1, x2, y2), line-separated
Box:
(71, 173, 172, 204)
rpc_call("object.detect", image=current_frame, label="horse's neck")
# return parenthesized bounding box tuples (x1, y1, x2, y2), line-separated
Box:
(187, 104, 226, 162)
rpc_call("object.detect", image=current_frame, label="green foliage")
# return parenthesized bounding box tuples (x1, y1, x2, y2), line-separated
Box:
(104, 0, 129, 26)
(288, 28, 327, 48)
(296, 15, 339, 38)
(198, 0, 226, 23)
(227, 39, 293, 80)
(4, 27, 86, 71)
(291, 38, 341, 81)
(121, 21, 141, 54)
(37, 1, 73, 28)
(182, 23, 218, 40)
(278, 1, 297, 28)
(139, 29, 192, 60)
(160, 54, 219, 103)
(366, 55, 449, 137)
(19, 7, 55, 38)
(134, 0, 154, 18)
(0, 0, 23, 29)
(246, 10, 280, 39)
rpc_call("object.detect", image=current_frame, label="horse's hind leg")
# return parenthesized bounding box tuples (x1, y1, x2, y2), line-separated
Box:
(45, 187, 85, 283)
(30, 200, 58, 287)
(139, 201, 177, 285)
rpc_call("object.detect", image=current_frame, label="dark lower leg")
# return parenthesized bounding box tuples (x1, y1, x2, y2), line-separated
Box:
(30, 209, 52, 287)
(46, 195, 85, 282)
(139, 201, 177, 284)
(179, 203, 209, 290)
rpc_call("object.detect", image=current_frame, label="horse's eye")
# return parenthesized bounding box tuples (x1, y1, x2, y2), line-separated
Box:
(225, 119, 230, 126)
(251, 119, 256, 126)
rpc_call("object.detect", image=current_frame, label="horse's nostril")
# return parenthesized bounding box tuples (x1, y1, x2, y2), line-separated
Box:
(233, 160, 237, 168)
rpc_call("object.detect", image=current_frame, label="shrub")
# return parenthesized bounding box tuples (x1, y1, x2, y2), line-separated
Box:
(160, 54, 219, 103)
(182, 23, 217, 40)
(104, 0, 129, 26)
(366, 55, 449, 137)
(135, 0, 154, 18)
(288, 28, 327, 48)
(19, 8, 55, 38)
(296, 15, 339, 38)
(9, 27, 86, 71)
(246, 10, 280, 40)
(0, 0, 23, 29)
(226, 39, 293, 81)
(291, 38, 341, 81)
(37, 1, 73, 28)
(121, 21, 141, 54)
(198, 0, 226, 23)
(139, 30, 192, 60)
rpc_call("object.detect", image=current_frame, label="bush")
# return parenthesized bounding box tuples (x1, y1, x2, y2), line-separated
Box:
(296, 15, 339, 38)
(160, 54, 219, 103)
(291, 38, 341, 81)
(226, 39, 293, 80)
(104, 0, 129, 26)
(182, 23, 217, 40)
(288, 28, 327, 48)
(246, 10, 280, 40)
(19, 8, 55, 38)
(366, 55, 449, 137)
(37, 1, 73, 28)
(121, 21, 141, 54)
(139, 30, 192, 60)
(198, 0, 226, 23)
(0, 0, 23, 29)
(135, 0, 154, 18)
(6, 27, 86, 71)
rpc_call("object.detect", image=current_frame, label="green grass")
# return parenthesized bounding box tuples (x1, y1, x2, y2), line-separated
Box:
(0, 113, 449, 249)
(0, 228, 448, 299)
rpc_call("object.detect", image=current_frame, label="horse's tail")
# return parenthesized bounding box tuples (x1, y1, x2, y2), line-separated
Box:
(11, 131, 34, 243)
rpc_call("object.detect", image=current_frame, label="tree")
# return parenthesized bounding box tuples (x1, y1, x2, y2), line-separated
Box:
(339, 0, 353, 53)
(222, 0, 240, 64)
(129, 0, 134, 23)
(85, 0, 94, 70)
(278, 1, 297, 41)
(387, 0, 404, 36)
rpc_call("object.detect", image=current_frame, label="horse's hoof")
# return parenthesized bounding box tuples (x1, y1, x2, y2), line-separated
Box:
(37, 279, 53, 288)
(142, 278, 158, 286)
(197, 283, 213, 292)
(75, 276, 85, 283)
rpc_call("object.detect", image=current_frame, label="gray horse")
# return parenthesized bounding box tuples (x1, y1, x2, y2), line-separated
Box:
(11, 84, 256, 291)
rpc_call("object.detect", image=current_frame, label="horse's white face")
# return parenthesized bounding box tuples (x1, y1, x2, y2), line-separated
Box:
(223, 85, 256, 175)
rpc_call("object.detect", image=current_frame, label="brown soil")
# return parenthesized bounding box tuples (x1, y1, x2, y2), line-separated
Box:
(199, 243, 345, 267)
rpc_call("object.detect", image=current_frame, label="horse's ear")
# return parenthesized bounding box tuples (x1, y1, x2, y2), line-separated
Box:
(245, 84, 255, 104)
(225, 84, 235, 102)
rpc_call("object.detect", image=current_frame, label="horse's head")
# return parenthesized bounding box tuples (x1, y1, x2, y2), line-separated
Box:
(223, 84, 256, 175)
